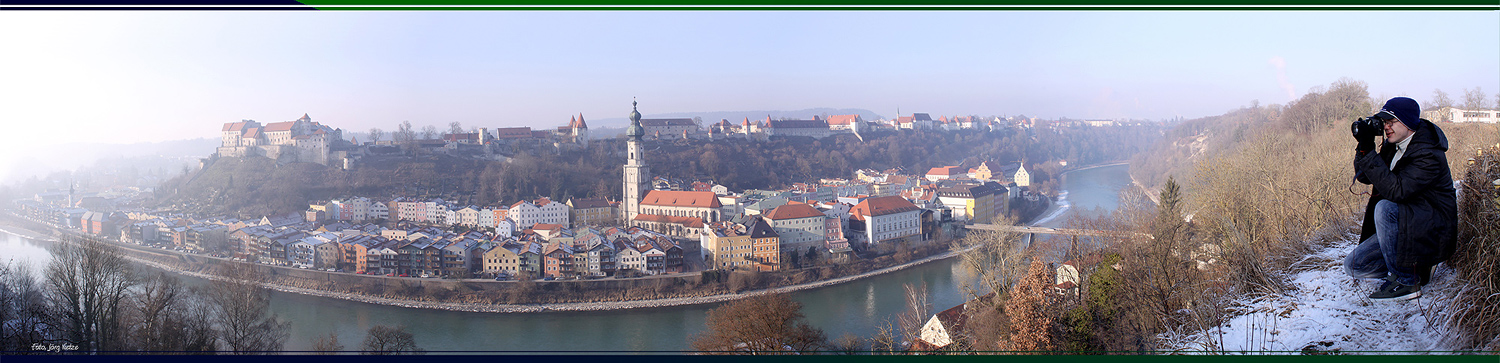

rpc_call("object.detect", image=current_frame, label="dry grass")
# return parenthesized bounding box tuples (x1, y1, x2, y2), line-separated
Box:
(1187, 127, 1368, 296)
(1444, 142, 1500, 351)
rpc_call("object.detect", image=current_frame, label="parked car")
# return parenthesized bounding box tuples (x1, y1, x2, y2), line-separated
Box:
(398, 274, 409, 277)
(420, 273, 431, 278)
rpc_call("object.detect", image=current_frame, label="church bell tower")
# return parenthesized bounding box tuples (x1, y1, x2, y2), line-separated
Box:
(622, 100, 650, 225)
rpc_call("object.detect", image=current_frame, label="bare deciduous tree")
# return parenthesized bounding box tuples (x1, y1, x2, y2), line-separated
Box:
(1431, 88, 1454, 109)
(953, 219, 1027, 301)
(870, 321, 902, 354)
(397, 121, 416, 154)
(396, 121, 415, 142)
(1464, 87, 1491, 110)
(896, 282, 930, 346)
(131, 271, 182, 351)
(367, 127, 383, 144)
(129, 272, 218, 353)
(448, 121, 464, 136)
(313, 332, 344, 354)
(204, 264, 287, 354)
(830, 333, 864, 355)
(690, 293, 827, 354)
(46, 237, 136, 352)
(0, 261, 51, 352)
(361, 325, 423, 355)
(421, 125, 438, 140)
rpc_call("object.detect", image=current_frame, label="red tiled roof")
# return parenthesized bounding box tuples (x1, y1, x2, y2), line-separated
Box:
(826, 114, 860, 125)
(242, 128, 262, 138)
(640, 190, 721, 208)
(533, 223, 565, 231)
(493, 127, 533, 139)
(926, 166, 964, 176)
(223, 121, 253, 132)
(850, 196, 920, 220)
(631, 214, 705, 228)
(263, 121, 296, 132)
(764, 203, 824, 220)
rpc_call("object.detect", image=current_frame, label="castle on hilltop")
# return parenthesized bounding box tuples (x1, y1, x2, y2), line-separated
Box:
(217, 114, 348, 166)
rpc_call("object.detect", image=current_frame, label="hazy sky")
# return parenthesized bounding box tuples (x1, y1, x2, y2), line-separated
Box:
(1, 11, 1497, 182)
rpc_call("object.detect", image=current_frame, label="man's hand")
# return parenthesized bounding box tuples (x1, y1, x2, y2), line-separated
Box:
(1357, 136, 1376, 152)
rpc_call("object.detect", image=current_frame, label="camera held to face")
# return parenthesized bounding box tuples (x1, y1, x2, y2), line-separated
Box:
(1351, 116, 1383, 140)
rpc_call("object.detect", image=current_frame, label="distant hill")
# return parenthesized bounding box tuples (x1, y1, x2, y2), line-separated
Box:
(2, 138, 218, 185)
(587, 108, 885, 138)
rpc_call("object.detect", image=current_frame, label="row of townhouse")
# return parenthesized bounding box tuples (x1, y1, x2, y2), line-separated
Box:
(214, 216, 688, 278)
(228, 222, 496, 276)
(314, 196, 614, 233)
(478, 226, 684, 278)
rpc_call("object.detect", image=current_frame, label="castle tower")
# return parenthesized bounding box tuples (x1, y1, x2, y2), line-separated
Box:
(622, 100, 650, 225)
(575, 113, 589, 147)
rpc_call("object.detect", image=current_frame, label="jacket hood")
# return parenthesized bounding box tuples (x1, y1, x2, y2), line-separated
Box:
(1414, 119, 1449, 152)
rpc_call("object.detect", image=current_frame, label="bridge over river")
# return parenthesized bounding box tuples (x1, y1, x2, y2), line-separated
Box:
(964, 223, 1153, 240)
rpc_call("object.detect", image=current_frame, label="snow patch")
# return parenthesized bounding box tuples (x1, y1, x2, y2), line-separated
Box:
(1166, 238, 1461, 353)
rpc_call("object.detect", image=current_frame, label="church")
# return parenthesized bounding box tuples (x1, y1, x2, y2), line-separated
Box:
(621, 100, 721, 238)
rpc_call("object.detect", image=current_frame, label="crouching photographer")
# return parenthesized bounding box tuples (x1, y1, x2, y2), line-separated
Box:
(1343, 96, 1457, 301)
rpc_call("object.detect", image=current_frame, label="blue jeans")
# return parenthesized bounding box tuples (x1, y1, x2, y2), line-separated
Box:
(1344, 200, 1419, 285)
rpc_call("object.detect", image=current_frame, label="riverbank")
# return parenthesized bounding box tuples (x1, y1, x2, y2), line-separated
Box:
(206, 245, 969, 314)
(0, 214, 970, 313)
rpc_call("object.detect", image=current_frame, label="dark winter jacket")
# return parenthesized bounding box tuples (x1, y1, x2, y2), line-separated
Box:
(1354, 119, 1458, 283)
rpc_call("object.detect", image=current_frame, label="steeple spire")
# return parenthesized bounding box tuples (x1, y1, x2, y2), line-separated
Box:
(626, 98, 644, 139)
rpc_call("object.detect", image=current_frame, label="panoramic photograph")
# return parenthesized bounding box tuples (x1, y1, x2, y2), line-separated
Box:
(1, 10, 1498, 355)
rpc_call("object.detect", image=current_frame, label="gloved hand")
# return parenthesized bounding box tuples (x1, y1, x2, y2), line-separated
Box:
(1356, 136, 1376, 152)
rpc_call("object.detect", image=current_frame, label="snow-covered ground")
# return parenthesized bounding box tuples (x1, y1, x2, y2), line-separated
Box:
(1164, 234, 1465, 353)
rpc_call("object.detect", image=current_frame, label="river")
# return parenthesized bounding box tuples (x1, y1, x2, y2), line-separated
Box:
(0, 164, 1134, 352)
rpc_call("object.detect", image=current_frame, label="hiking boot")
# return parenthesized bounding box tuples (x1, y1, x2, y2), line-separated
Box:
(1369, 280, 1421, 302)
